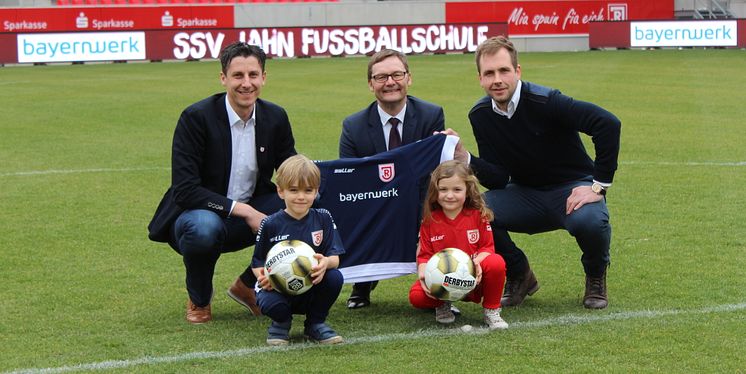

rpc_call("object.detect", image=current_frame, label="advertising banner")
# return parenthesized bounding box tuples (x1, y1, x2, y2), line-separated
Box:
(445, 0, 672, 36)
(150, 23, 508, 60)
(630, 20, 737, 47)
(590, 19, 744, 49)
(17, 32, 146, 63)
(0, 6, 233, 33)
(0, 23, 507, 64)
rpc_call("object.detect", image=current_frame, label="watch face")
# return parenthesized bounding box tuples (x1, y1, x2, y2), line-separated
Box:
(592, 183, 602, 194)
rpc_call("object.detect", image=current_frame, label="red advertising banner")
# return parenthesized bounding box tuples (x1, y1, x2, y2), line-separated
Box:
(0, 6, 233, 33)
(446, 0, 673, 35)
(1, 23, 507, 64)
(151, 23, 508, 60)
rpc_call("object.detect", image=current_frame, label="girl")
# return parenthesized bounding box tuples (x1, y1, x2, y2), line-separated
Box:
(408, 160, 508, 330)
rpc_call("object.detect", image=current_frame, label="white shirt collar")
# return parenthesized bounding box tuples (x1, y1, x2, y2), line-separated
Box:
(377, 104, 407, 128)
(225, 96, 256, 127)
(492, 80, 522, 119)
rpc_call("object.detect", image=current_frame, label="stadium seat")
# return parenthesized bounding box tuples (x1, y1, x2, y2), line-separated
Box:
(56, 0, 71, 5)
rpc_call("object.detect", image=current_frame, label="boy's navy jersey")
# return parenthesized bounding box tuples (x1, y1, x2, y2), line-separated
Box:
(251, 208, 345, 269)
(316, 134, 458, 283)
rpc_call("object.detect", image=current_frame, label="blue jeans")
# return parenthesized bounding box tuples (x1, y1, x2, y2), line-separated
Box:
(169, 193, 284, 307)
(257, 269, 344, 326)
(483, 179, 611, 279)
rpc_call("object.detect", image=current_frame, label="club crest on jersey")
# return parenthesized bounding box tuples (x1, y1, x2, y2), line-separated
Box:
(467, 229, 479, 244)
(378, 163, 395, 182)
(311, 230, 323, 246)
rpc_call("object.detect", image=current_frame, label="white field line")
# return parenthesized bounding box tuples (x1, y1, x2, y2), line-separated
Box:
(1, 161, 744, 178)
(621, 161, 746, 166)
(6, 302, 746, 374)
(0, 167, 169, 177)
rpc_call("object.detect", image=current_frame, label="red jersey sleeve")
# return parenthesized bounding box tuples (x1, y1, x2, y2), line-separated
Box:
(417, 222, 435, 264)
(475, 217, 496, 256)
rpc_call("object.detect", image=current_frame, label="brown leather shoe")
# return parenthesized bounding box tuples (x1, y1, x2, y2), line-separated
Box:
(227, 277, 261, 316)
(186, 299, 212, 324)
(583, 271, 608, 309)
(501, 266, 540, 307)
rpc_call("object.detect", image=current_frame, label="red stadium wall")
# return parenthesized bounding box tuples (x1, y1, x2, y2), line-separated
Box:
(445, 0, 673, 36)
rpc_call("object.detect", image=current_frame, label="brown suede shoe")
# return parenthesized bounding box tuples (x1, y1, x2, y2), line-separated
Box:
(583, 272, 608, 309)
(227, 278, 262, 316)
(501, 266, 540, 307)
(186, 299, 212, 324)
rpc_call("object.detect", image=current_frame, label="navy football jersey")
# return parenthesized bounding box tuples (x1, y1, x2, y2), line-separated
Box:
(251, 208, 345, 269)
(316, 134, 458, 283)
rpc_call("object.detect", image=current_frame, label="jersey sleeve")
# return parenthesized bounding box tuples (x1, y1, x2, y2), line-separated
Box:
(475, 217, 496, 256)
(250, 217, 273, 269)
(319, 209, 346, 257)
(417, 222, 435, 264)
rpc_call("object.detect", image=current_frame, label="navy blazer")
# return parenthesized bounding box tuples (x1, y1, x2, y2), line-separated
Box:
(339, 96, 445, 158)
(148, 93, 296, 243)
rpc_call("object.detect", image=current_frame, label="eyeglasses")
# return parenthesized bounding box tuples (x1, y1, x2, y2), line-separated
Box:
(371, 71, 408, 83)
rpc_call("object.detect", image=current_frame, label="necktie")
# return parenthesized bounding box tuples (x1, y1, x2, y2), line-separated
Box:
(388, 117, 401, 150)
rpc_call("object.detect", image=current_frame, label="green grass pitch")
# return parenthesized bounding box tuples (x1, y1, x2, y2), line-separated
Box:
(1, 49, 745, 372)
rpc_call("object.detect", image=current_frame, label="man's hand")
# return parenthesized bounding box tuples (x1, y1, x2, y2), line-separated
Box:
(231, 202, 267, 232)
(438, 128, 469, 163)
(566, 185, 604, 215)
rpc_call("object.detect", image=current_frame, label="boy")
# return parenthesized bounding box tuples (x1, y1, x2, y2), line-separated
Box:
(248, 155, 345, 345)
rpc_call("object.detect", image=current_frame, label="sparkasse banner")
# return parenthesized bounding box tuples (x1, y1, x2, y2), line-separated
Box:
(630, 20, 737, 47)
(0, 7, 233, 33)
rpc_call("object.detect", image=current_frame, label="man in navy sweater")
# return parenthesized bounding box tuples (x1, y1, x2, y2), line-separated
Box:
(449, 36, 621, 309)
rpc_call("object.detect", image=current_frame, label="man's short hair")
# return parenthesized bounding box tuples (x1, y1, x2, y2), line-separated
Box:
(276, 154, 321, 190)
(475, 35, 518, 73)
(219, 41, 267, 74)
(367, 49, 409, 80)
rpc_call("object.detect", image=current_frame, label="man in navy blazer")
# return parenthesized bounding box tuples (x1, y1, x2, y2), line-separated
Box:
(148, 42, 296, 324)
(339, 49, 445, 309)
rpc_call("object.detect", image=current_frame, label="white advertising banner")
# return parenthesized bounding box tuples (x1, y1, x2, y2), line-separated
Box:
(630, 20, 737, 47)
(17, 32, 146, 63)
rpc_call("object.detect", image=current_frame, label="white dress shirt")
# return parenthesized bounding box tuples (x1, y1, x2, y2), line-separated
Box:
(225, 97, 258, 209)
(377, 104, 407, 151)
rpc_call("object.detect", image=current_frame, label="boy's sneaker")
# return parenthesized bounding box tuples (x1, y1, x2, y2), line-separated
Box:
(484, 308, 509, 330)
(266, 320, 291, 346)
(435, 302, 456, 324)
(304, 323, 344, 344)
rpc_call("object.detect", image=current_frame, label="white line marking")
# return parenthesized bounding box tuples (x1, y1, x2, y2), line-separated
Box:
(0, 167, 169, 177)
(620, 160, 746, 166)
(6, 302, 746, 374)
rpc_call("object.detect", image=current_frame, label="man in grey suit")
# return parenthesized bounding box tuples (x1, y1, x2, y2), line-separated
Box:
(339, 49, 445, 309)
(148, 42, 296, 324)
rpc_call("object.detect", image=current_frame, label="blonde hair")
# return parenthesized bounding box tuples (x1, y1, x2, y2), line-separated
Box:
(422, 160, 493, 223)
(275, 154, 320, 190)
(475, 35, 517, 73)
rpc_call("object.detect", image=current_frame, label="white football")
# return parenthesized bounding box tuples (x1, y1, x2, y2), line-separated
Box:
(424, 247, 477, 301)
(264, 240, 318, 296)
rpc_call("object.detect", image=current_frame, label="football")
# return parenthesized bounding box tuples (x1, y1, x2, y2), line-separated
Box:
(424, 247, 477, 301)
(264, 240, 318, 296)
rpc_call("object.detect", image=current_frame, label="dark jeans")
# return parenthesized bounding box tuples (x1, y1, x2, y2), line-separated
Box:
(484, 179, 611, 279)
(169, 193, 284, 307)
(257, 269, 344, 325)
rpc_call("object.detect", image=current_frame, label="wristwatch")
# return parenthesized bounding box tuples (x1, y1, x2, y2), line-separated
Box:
(591, 182, 607, 196)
